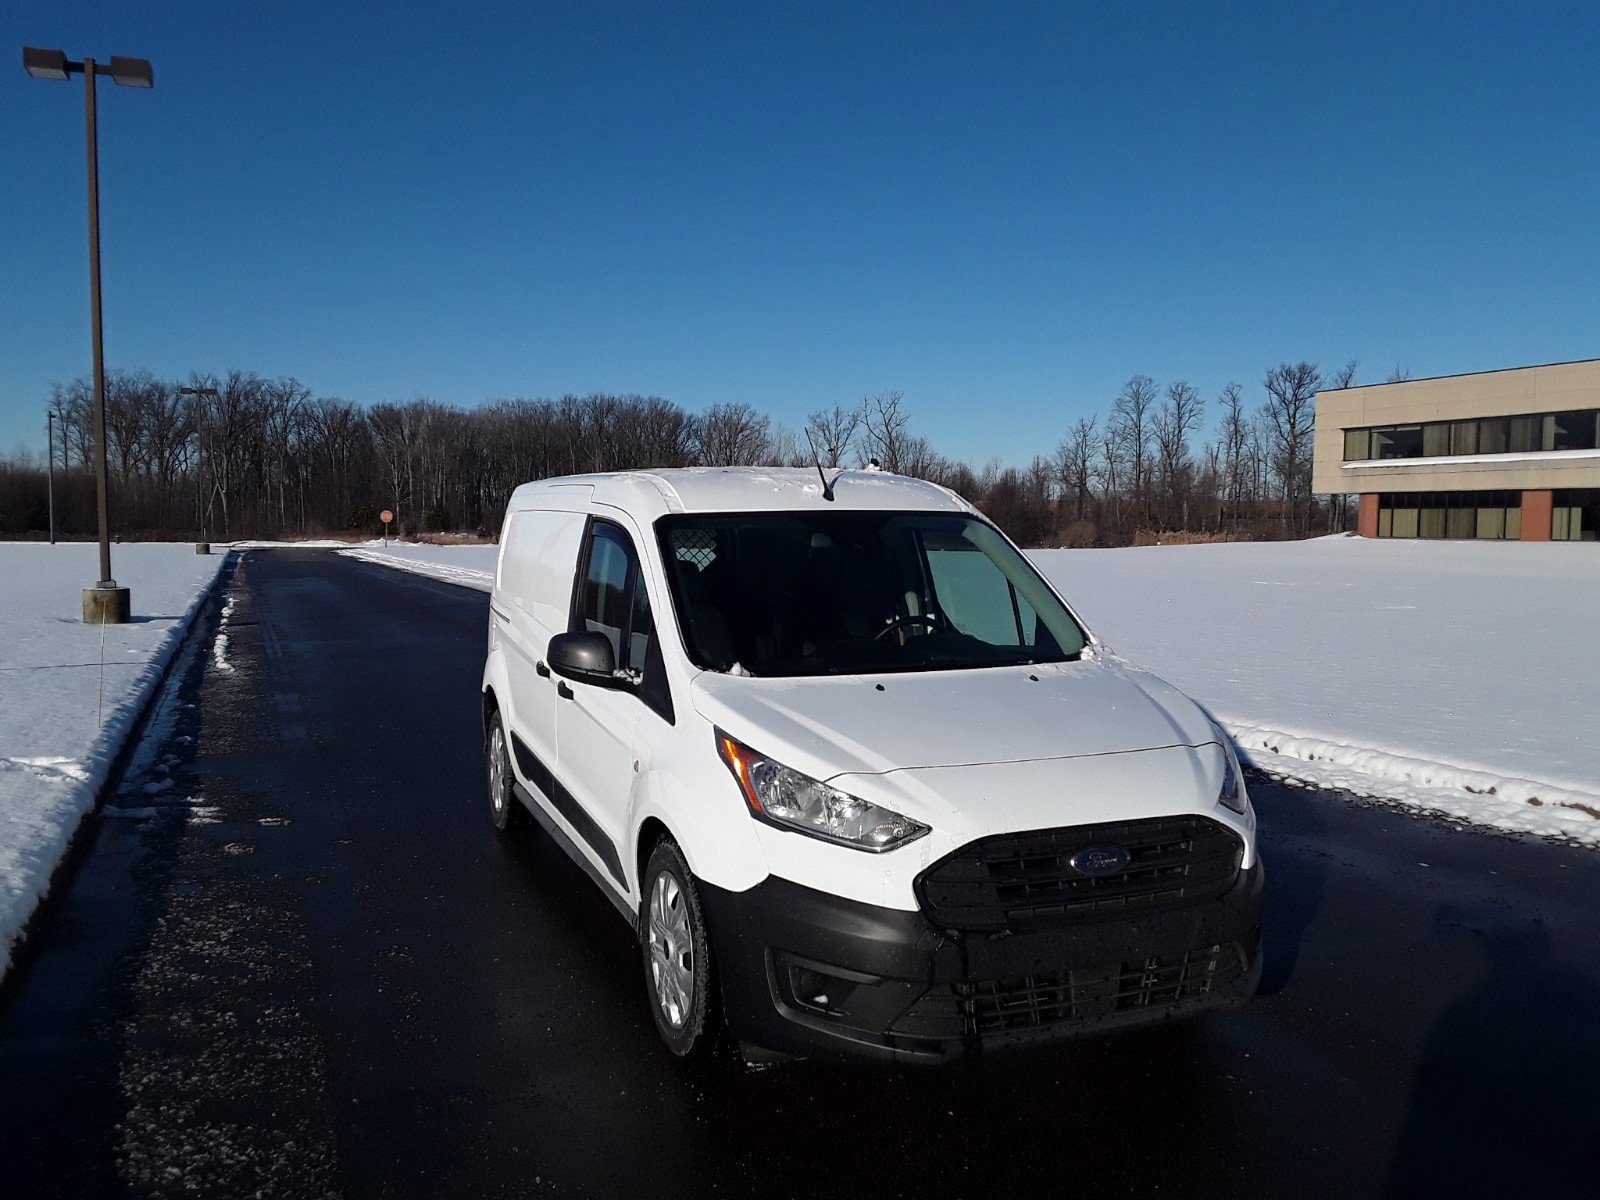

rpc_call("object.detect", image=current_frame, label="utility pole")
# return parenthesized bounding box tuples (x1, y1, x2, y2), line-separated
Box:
(47, 410, 57, 544)
(178, 385, 219, 552)
(25, 46, 153, 623)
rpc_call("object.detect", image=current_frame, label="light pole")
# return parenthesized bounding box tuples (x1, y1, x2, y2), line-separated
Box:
(46, 410, 57, 545)
(177, 385, 218, 551)
(24, 46, 153, 624)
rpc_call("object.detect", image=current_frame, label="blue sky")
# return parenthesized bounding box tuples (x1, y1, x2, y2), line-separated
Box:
(4, 2, 1598, 466)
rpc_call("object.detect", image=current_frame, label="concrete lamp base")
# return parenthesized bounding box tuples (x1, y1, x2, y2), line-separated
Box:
(83, 586, 131, 625)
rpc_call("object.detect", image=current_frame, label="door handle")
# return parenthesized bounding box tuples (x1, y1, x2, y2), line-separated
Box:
(535, 660, 551, 678)
(557, 681, 574, 700)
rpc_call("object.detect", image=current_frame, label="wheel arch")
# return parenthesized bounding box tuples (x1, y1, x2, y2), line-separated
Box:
(636, 815, 672, 899)
(481, 685, 500, 748)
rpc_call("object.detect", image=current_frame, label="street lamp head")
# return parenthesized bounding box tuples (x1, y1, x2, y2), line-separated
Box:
(23, 46, 69, 80)
(108, 56, 153, 88)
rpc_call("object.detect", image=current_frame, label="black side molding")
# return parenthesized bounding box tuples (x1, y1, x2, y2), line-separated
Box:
(509, 731, 627, 886)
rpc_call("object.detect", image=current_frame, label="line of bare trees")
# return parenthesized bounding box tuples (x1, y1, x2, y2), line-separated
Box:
(0, 360, 1360, 547)
(1045, 360, 1354, 544)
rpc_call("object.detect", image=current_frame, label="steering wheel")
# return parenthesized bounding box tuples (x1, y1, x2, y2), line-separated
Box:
(875, 613, 946, 642)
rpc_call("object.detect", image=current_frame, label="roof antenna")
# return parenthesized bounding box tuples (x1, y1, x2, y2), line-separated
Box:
(804, 429, 836, 501)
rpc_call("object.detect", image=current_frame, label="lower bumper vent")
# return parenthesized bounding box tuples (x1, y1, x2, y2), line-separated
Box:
(952, 941, 1244, 1036)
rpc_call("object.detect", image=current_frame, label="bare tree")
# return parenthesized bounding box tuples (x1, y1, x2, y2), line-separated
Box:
(1055, 415, 1096, 519)
(1217, 383, 1250, 530)
(1108, 375, 1158, 506)
(1386, 364, 1411, 383)
(858, 390, 912, 472)
(694, 402, 772, 466)
(1153, 380, 1205, 525)
(1262, 361, 1322, 536)
(897, 434, 948, 482)
(803, 404, 861, 468)
(1327, 360, 1358, 389)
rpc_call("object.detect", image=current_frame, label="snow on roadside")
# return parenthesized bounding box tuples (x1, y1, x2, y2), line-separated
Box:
(0, 543, 227, 980)
(1034, 538, 1600, 844)
(336, 542, 496, 592)
(340, 535, 1600, 844)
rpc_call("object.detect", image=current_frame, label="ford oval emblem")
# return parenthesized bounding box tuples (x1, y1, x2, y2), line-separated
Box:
(1070, 845, 1131, 876)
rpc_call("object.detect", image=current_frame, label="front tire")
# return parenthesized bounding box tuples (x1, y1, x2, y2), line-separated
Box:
(486, 713, 527, 833)
(641, 838, 719, 1059)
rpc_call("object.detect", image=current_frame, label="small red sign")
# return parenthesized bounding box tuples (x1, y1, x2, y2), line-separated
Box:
(380, 509, 394, 523)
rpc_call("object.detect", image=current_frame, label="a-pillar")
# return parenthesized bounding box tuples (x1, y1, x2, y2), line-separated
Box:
(1520, 490, 1552, 541)
(1356, 493, 1380, 538)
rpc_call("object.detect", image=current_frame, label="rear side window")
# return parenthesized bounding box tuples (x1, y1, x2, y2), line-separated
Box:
(574, 520, 673, 722)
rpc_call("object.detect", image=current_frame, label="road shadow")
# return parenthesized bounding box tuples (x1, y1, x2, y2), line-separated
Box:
(1252, 772, 1330, 995)
(1384, 912, 1600, 1195)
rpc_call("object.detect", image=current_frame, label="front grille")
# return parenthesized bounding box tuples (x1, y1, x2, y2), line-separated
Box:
(916, 815, 1242, 931)
(953, 941, 1244, 1036)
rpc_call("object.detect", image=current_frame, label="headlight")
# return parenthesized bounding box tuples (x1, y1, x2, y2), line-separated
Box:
(1208, 718, 1249, 815)
(716, 730, 930, 853)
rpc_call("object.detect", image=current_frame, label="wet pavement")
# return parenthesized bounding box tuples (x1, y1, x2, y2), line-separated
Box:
(2, 548, 1597, 1199)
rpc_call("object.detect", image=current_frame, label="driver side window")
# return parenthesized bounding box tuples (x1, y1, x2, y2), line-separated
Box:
(574, 521, 673, 722)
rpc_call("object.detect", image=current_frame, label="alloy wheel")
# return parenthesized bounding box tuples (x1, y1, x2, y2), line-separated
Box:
(648, 870, 695, 1028)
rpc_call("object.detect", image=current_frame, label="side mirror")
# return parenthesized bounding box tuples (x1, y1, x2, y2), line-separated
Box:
(547, 630, 627, 688)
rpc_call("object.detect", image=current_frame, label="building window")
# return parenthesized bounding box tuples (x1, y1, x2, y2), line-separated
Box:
(1551, 489, 1600, 541)
(1508, 415, 1540, 453)
(1375, 490, 1522, 539)
(1545, 411, 1600, 452)
(1371, 425, 1424, 459)
(1342, 407, 1600, 461)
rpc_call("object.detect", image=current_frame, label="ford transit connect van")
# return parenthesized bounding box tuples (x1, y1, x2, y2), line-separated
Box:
(482, 467, 1261, 1063)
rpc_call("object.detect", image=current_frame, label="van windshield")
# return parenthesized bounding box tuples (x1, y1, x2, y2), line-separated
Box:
(656, 511, 1087, 677)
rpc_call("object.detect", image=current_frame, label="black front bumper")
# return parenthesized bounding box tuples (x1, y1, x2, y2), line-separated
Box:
(700, 861, 1263, 1065)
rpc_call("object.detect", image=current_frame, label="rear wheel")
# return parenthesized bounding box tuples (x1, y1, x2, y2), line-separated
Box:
(641, 838, 719, 1058)
(486, 713, 526, 833)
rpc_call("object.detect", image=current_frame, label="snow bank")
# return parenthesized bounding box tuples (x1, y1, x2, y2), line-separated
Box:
(336, 542, 496, 592)
(0, 543, 226, 980)
(341, 535, 1600, 843)
(1033, 538, 1600, 842)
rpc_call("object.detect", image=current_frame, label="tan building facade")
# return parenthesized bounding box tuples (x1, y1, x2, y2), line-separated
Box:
(1313, 359, 1600, 541)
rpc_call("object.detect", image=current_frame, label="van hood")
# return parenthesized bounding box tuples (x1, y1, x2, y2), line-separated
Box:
(688, 654, 1218, 784)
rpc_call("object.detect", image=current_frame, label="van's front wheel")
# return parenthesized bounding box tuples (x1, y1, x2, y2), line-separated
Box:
(641, 838, 719, 1058)
(486, 713, 526, 833)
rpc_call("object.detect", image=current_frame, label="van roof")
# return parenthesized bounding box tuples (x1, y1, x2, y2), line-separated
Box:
(507, 467, 977, 519)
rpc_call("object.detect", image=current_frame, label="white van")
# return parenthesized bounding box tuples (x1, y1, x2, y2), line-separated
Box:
(483, 467, 1261, 1063)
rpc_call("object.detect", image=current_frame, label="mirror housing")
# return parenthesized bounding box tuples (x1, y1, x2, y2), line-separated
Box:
(547, 631, 628, 688)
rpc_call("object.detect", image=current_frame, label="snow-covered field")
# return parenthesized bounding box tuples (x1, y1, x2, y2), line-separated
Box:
(0, 543, 226, 979)
(1034, 538, 1600, 842)
(345, 536, 1600, 844)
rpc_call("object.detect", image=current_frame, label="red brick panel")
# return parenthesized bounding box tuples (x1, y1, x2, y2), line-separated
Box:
(1521, 489, 1553, 541)
(1357, 493, 1380, 538)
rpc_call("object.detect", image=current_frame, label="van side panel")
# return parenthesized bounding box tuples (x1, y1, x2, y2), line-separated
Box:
(499, 508, 587, 632)
(496, 508, 588, 834)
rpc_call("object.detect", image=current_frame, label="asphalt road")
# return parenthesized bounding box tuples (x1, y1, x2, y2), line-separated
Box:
(2, 548, 1597, 1199)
